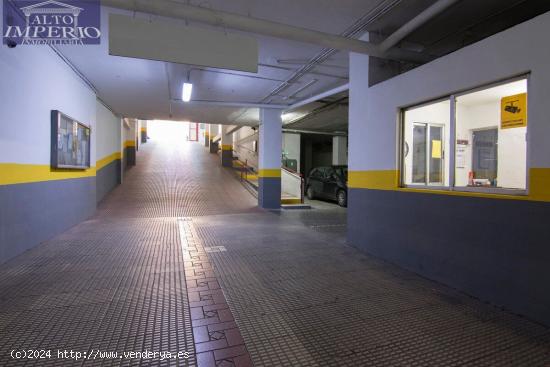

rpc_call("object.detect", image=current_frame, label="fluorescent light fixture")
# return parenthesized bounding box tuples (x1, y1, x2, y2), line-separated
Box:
(182, 83, 193, 102)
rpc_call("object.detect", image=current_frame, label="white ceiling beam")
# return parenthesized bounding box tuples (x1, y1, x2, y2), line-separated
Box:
(285, 83, 349, 112)
(103, 0, 380, 55)
(102, 0, 429, 62)
(379, 0, 461, 53)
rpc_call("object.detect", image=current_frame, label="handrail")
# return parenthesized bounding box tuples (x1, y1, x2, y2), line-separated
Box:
(281, 165, 300, 178)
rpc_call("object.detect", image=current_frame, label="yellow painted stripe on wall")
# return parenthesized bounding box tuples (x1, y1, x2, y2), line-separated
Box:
(222, 144, 233, 151)
(349, 168, 550, 203)
(124, 140, 136, 148)
(0, 163, 96, 186)
(96, 152, 122, 171)
(348, 170, 399, 190)
(258, 169, 281, 178)
(529, 168, 550, 202)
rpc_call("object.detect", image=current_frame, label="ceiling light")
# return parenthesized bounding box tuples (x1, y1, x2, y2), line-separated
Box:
(182, 83, 193, 102)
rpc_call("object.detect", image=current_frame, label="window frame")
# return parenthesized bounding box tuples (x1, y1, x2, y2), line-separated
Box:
(399, 75, 530, 196)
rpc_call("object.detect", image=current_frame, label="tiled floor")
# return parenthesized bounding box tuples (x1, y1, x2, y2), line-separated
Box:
(0, 140, 549, 366)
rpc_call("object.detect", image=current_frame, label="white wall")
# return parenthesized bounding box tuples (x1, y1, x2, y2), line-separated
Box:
(281, 169, 302, 198)
(96, 101, 121, 160)
(0, 38, 96, 166)
(233, 126, 258, 171)
(283, 133, 301, 172)
(350, 11, 550, 175)
(332, 136, 348, 166)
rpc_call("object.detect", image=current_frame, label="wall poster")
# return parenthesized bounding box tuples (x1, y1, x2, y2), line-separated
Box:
(51, 110, 91, 169)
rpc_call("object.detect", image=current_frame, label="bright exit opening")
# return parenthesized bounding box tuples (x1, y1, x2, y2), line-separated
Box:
(148, 120, 191, 143)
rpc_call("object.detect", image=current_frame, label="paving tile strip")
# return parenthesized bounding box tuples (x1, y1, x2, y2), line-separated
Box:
(178, 218, 253, 367)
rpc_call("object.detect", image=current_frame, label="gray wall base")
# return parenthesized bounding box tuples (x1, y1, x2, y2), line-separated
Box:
(221, 150, 233, 167)
(347, 188, 550, 326)
(125, 146, 136, 168)
(258, 177, 281, 209)
(0, 177, 96, 264)
(209, 141, 218, 154)
(96, 159, 121, 203)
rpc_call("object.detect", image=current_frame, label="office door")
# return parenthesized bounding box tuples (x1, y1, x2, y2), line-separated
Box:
(472, 128, 498, 182)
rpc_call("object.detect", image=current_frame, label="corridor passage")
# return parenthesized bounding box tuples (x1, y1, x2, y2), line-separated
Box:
(0, 140, 549, 367)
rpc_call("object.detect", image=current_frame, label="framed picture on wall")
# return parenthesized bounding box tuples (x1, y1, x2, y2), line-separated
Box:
(51, 110, 91, 169)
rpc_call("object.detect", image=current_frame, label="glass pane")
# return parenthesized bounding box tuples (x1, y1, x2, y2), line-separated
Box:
(429, 126, 443, 184)
(412, 124, 427, 184)
(402, 99, 450, 186)
(455, 79, 527, 190)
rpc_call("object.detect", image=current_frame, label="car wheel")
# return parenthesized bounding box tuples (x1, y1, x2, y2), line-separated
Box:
(337, 190, 347, 207)
(306, 186, 315, 200)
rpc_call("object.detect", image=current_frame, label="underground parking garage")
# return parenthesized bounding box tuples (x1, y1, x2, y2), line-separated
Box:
(1, 1, 550, 366)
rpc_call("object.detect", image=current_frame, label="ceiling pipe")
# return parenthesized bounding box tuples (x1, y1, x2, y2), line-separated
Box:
(284, 79, 318, 101)
(283, 128, 347, 136)
(259, 63, 347, 80)
(379, 0, 462, 53)
(172, 99, 288, 109)
(103, 0, 382, 56)
(285, 83, 349, 112)
(226, 125, 244, 135)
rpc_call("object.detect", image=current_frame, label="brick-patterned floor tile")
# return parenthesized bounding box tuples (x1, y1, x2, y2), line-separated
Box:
(196, 351, 216, 367)
(195, 339, 229, 353)
(213, 345, 248, 361)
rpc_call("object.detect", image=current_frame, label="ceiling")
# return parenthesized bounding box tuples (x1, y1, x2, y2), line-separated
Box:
(56, 0, 550, 130)
(457, 79, 527, 107)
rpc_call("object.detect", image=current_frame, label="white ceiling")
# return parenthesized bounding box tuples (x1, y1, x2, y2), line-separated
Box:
(57, 1, 383, 125)
(53, 1, 547, 129)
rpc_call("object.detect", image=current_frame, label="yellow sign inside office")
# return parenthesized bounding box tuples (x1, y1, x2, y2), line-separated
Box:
(431, 140, 442, 159)
(501, 93, 527, 129)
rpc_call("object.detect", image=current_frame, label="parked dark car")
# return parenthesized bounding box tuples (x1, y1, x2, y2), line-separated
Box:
(305, 166, 348, 207)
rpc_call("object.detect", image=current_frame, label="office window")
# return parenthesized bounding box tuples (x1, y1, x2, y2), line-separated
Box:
(400, 77, 528, 194)
(402, 100, 451, 186)
(455, 79, 527, 190)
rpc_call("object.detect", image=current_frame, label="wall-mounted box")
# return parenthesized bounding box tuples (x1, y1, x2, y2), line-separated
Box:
(109, 14, 258, 73)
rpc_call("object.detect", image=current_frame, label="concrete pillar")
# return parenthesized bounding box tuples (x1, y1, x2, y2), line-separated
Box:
(204, 124, 210, 147)
(209, 124, 219, 153)
(258, 108, 282, 209)
(221, 125, 233, 167)
(332, 136, 348, 166)
(123, 118, 137, 168)
(140, 120, 147, 143)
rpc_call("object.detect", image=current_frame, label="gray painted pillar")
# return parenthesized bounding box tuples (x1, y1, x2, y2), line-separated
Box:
(258, 108, 282, 209)
(332, 136, 348, 166)
(221, 125, 233, 167)
(204, 124, 210, 147)
(209, 124, 219, 153)
(140, 120, 147, 143)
